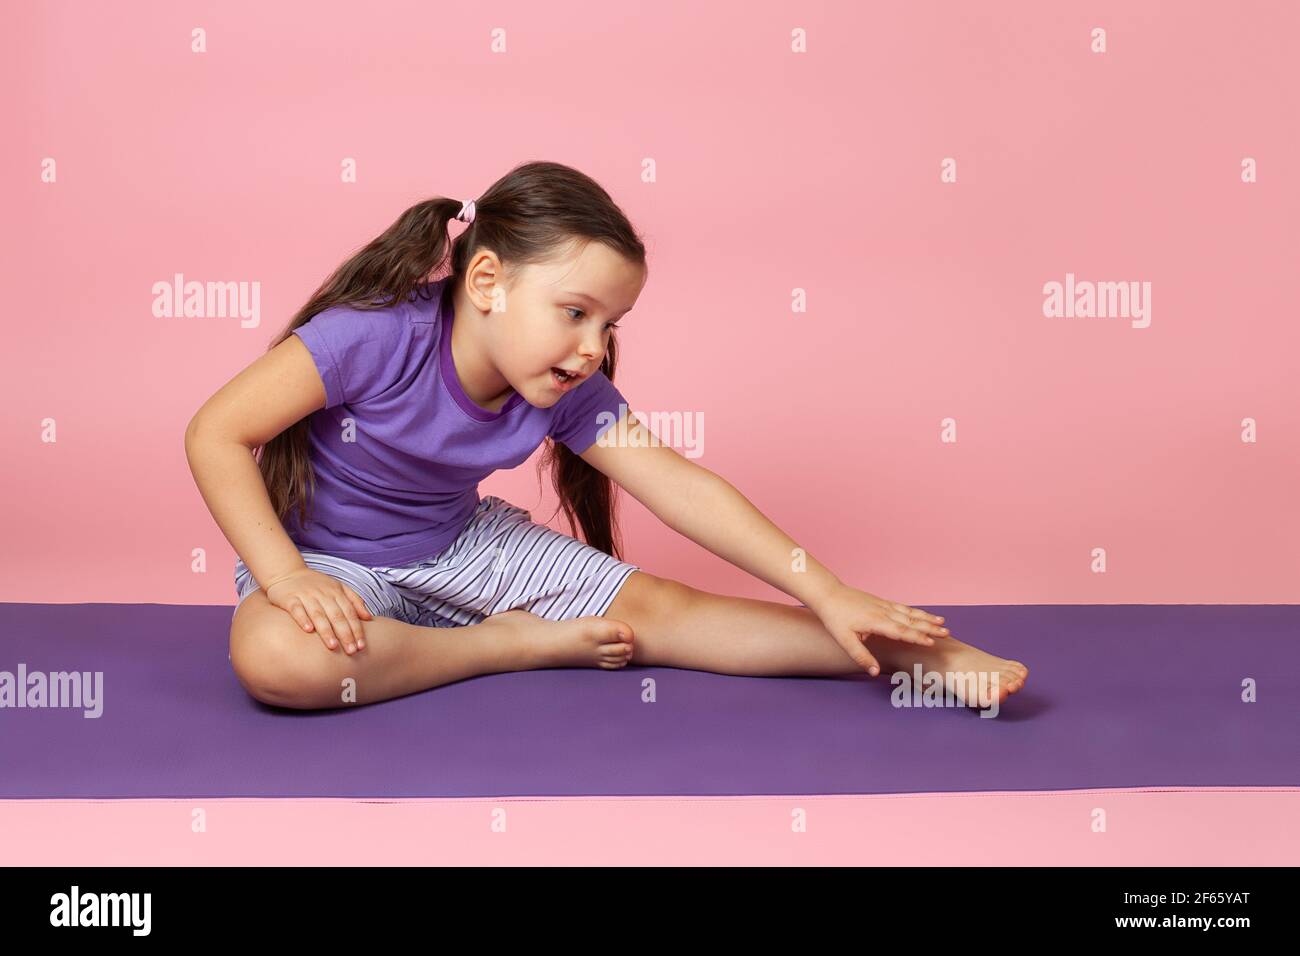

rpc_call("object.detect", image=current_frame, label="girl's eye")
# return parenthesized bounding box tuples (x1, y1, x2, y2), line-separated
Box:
(565, 307, 619, 332)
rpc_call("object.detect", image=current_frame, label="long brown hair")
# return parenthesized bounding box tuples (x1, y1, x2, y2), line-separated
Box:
(257, 160, 647, 560)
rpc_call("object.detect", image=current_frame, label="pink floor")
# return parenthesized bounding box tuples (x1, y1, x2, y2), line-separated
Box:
(5, 787, 1296, 866)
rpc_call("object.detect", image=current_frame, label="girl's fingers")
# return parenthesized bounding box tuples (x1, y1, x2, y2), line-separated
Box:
(290, 600, 333, 645)
(304, 605, 339, 650)
(308, 603, 345, 652)
(891, 601, 946, 625)
(900, 628, 935, 646)
(345, 593, 371, 650)
(289, 602, 311, 631)
(281, 595, 341, 650)
(842, 632, 880, 676)
(921, 619, 951, 637)
(319, 598, 359, 652)
(889, 603, 950, 636)
(348, 590, 374, 621)
(855, 633, 881, 676)
(332, 593, 366, 649)
(885, 615, 935, 646)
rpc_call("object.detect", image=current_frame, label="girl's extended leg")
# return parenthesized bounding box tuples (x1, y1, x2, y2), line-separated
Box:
(603, 571, 1029, 701)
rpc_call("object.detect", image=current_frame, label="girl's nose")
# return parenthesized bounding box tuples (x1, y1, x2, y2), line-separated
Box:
(579, 330, 604, 358)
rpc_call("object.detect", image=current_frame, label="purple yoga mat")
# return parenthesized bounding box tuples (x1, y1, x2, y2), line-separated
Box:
(0, 602, 1295, 798)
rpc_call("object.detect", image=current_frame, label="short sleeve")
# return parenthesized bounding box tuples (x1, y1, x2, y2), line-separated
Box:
(292, 305, 410, 408)
(548, 369, 630, 454)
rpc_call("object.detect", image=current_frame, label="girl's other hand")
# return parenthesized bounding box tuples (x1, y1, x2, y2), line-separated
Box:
(809, 584, 950, 676)
(262, 569, 374, 655)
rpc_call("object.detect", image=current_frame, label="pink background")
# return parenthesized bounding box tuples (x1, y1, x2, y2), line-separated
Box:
(4, 0, 1298, 608)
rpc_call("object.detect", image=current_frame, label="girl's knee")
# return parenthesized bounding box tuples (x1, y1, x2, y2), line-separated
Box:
(229, 595, 339, 709)
(609, 570, 698, 625)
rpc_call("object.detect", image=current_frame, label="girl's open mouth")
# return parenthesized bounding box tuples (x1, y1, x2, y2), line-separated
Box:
(551, 367, 579, 390)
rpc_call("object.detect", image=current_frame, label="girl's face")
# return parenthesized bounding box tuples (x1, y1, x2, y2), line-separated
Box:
(471, 240, 646, 407)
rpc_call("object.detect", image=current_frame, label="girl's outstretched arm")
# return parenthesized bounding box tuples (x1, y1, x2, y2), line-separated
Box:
(578, 409, 950, 674)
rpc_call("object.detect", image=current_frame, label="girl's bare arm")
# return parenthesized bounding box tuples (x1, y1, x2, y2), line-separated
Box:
(184, 336, 327, 591)
(577, 407, 844, 609)
(579, 406, 950, 673)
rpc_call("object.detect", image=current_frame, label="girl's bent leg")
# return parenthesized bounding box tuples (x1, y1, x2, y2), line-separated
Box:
(230, 588, 529, 710)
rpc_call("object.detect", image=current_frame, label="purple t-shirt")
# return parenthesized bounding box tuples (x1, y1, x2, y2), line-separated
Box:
(282, 277, 628, 566)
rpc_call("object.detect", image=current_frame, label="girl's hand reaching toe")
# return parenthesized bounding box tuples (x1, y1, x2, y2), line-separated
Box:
(810, 584, 950, 676)
(263, 568, 375, 655)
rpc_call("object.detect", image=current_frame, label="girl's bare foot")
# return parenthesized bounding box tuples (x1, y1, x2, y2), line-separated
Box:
(869, 632, 1029, 707)
(483, 609, 635, 671)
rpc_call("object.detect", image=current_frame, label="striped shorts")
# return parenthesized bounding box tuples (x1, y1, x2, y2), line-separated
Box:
(233, 495, 641, 628)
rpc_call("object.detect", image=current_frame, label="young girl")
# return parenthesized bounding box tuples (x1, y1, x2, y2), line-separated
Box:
(185, 160, 1029, 711)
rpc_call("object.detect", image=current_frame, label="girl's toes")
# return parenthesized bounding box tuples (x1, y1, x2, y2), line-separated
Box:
(600, 644, 632, 663)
